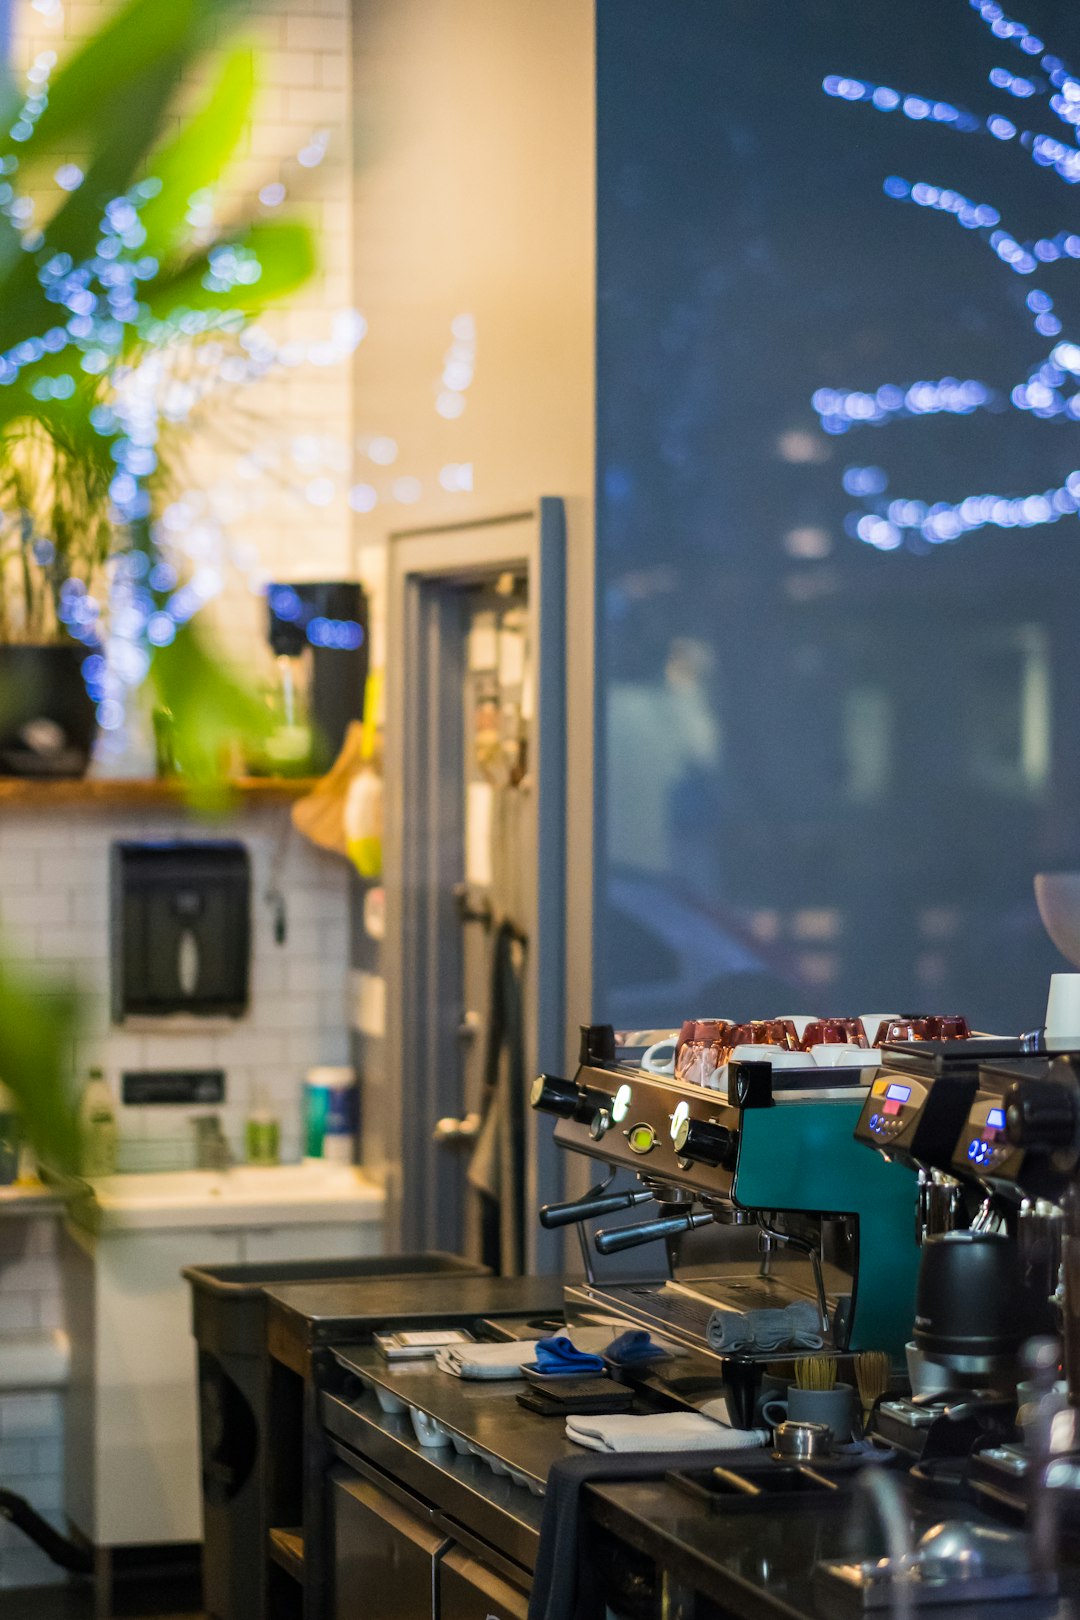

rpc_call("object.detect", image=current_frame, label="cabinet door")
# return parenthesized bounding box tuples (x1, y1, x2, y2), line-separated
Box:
(439, 1548, 529, 1620)
(243, 1221, 382, 1264)
(332, 1472, 446, 1620)
(80, 1225, 242, 1546)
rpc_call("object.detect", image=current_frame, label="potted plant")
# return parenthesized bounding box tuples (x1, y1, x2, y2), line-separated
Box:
(0, 0, 322, 1122)
(0, 412, 114, 774)
(0, 0, 317, 784)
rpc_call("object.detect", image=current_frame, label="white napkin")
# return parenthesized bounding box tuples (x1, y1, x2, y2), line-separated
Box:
(435, 1340, 540, 1379)
(706, 1299, 825, 1354)
(565, 1412, 768, 1454)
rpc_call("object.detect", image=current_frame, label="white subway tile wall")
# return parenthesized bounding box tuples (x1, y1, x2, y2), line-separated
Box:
(0, 1219, 67, 1589)
(2, 802, 353, 1166)
(0, 0, 356, 1584)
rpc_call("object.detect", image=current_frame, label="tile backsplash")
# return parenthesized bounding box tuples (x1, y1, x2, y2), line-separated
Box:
(0, 800, 352, 1590)
(0, 801, 353, 1168)
(0, 1215, 66, 1591)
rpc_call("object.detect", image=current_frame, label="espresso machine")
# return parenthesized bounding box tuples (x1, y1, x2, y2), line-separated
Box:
(530, 1024, 922, 1371)
(531, 1027, 1079, 1609)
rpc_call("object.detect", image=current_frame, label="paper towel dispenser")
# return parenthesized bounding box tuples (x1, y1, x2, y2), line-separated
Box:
(111, 841, 251, 1020)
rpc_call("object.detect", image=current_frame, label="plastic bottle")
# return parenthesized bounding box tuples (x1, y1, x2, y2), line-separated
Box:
(303, 1066, 357, 1163)
(246, 1084, 281, 1165)
(80, 1067, 118, 1178)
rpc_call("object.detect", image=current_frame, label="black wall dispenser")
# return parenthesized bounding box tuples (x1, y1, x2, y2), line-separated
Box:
(111, 841, 251, 1020)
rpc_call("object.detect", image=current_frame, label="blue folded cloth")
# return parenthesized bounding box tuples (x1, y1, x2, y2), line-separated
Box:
(602, 1329, 669, 1367)
(533, 1336, 607, 1376)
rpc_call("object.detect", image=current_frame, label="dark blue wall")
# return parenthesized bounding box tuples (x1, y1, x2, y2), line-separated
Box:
(596, 0, 1080, 1031)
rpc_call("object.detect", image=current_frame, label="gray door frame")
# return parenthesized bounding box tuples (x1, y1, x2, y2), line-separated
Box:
(382, 499, 566, 1272)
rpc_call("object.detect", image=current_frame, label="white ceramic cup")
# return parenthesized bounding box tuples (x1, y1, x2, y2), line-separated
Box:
(1046, 974, 1080, 1038)
(777, 1015, 818, 1043)
(728, 1043, 806, 1069)
(859, 1013, 900, 1046)
(809, 1043, 881, 1069)
(641, 1034, 679, 1076)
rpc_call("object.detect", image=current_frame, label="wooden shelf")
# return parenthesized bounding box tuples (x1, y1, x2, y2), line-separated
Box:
(268, 1528, 305, 1582)
(0, 776, 317, 808)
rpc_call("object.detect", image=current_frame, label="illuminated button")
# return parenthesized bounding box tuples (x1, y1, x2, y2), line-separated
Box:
(670, 1100, 690, 1141)
(627, 1123, 656, 1155)
(612, 1083, 632, 1125)
(883, 1099, 901, 1116)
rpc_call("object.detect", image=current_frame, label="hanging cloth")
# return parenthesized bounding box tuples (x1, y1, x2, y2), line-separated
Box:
(467, 919, 527, 1275)
(467, 783, 531, 1275)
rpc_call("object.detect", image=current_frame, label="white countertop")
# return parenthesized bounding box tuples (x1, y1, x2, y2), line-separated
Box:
(0, 1182, 65, 1217)
(60, 1162, 385, 1231)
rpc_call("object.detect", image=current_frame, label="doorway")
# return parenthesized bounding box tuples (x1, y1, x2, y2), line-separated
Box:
(382, 501, 566, 1273)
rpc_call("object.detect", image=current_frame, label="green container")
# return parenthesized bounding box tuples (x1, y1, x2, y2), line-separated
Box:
(245, 1115, 280, 1166)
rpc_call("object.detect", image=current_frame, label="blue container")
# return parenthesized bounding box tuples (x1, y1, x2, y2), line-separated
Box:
(303, 1066, 358, 1162)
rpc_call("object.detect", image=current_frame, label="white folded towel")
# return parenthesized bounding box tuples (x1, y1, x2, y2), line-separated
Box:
(565, 1412, 768, 1454)
(705, 1299, 825, 1354)
(435, 1340, 541, 1379)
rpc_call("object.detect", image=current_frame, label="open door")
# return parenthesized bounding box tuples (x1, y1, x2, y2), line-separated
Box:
(381, 500, 566, 1273)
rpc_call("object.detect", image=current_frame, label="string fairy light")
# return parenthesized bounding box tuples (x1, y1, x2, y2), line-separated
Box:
(816, 1, 1080, 553)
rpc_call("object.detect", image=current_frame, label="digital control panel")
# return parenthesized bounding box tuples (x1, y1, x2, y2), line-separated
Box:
(856, 1073, 930, 1152)
(854, 1062, 980, 1171)
(948, 1056, 1080, 1203)
(962, 1100, 1009, 1171)
(951, 1082, 1030, 1187)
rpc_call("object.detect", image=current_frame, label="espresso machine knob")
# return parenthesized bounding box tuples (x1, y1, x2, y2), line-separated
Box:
(531, 1073, 614, 1127)
(589, 1107, 612, 1141)
(1005, 1076, 1080, 1152)
(672, 1116, 736, 1168)
(530, 1074, 581, 1118)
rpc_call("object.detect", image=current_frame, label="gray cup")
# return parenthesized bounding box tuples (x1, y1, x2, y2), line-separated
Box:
(761, 1381, 858, 1442)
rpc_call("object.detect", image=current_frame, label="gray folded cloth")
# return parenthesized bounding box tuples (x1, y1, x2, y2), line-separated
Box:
(435, 1340, 540, 1379)
(705, 1299, 825, 1354)
(565, 1412, 768, 1453)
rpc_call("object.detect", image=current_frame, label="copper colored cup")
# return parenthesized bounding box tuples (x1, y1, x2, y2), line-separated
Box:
(674, 1020, 698, 1066)
(717, 1023, 751, 1064)
(800, 1019, 850, 1049)
(773, 1018, 804, 1051)
(675, 1020, 734, 1086)
(882, 1019, 930, 1044)
(752, 1019, 801, 1050)
(926, 1015, 970, 1041)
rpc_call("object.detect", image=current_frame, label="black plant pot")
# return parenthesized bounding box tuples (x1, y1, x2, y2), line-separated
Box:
(0, 643, 98, 778)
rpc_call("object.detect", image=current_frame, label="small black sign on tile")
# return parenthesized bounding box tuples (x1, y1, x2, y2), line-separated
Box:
(122, 1070, 226, 1106)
